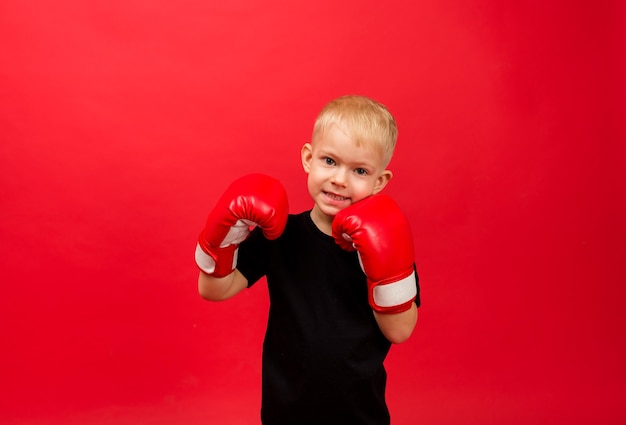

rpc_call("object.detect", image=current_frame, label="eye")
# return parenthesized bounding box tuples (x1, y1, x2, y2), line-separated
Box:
(324, 157, 336, 166)
(355, 168, 368, 176)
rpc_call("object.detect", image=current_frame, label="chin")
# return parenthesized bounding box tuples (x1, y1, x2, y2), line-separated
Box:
(320, 204, 345, 218)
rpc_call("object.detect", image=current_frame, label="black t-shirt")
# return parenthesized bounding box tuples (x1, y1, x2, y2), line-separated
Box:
(237, 211, 420, 425)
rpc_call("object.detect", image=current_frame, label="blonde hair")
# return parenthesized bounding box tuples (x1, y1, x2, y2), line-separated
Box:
(312, 95, 398, 166)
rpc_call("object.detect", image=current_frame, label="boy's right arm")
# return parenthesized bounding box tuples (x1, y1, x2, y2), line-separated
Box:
(194, 174, 289, 300)
(198, 269, 249, 301)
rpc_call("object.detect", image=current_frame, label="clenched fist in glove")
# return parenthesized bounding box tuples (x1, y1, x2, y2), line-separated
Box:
(332, 194, 417, 314)
(195, 174, 289, 277)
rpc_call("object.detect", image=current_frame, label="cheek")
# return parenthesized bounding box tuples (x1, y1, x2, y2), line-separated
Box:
(350, 178, 377, 199)
(308, 165, 328, 181)
(306, 170, 322, 192)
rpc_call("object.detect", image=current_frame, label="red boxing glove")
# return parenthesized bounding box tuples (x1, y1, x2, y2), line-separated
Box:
(332, 194, 417, 314)
(195, 174, 289, 277)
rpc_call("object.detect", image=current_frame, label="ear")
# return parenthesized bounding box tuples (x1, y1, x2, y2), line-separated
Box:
(372, 169, 393, 194)
(301, 143, 313, 173)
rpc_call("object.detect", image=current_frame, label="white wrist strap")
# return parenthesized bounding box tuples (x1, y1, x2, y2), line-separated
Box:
(373, 272, 417, 308)
(195, 243, 216, 274)
(195, 243, 239, 275)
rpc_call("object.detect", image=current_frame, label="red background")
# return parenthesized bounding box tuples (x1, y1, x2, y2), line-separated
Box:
(1, 1, 625, 424)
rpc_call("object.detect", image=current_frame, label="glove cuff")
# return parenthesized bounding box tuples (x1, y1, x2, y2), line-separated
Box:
(370, 271, 417, 314)
(195, 242, 238, 277)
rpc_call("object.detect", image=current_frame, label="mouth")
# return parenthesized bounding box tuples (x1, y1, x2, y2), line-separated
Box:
(324, 191, 349, 202)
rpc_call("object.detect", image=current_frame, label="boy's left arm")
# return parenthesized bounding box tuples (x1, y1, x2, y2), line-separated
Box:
(332, 194, 420, 344)
(374, 304, 418, 344)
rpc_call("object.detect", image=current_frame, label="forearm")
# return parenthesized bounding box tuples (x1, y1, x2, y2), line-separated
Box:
(198, 269, 248, 301)
(374, 303, 418, 344)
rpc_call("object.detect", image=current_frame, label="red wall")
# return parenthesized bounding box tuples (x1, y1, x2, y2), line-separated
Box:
(1, 1, 625, 424)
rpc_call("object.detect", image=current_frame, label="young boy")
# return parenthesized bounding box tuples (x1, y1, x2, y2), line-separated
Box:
(195, 95, 420, 425)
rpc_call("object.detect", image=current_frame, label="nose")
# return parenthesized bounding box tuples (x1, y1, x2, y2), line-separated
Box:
(330, 168, 348, 187)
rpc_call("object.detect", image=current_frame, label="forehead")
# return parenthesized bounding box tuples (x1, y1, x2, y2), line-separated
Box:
(313, 124, 386, 166)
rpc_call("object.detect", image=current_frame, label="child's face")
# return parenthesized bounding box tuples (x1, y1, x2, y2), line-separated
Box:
(301, 124, 392, 232)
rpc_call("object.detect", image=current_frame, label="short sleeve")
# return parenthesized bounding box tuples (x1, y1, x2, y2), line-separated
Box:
(237, 226, 271, 288)
(414, 264, 421, 308)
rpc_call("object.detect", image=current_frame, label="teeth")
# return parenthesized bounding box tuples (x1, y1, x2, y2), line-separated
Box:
(326, 192, 346, 201)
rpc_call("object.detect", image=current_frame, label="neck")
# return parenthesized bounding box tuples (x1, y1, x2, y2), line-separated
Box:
(309, 207, 333, 236)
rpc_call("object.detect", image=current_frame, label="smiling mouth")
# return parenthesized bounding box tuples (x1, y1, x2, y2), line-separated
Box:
(325, 191, 349, 201)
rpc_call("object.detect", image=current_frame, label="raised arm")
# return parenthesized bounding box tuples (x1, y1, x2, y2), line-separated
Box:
(194, 174, 289, 300)
(332, 194, 419, 344)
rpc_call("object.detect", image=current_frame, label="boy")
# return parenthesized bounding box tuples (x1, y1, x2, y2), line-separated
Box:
(195, 95, 420, 425)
